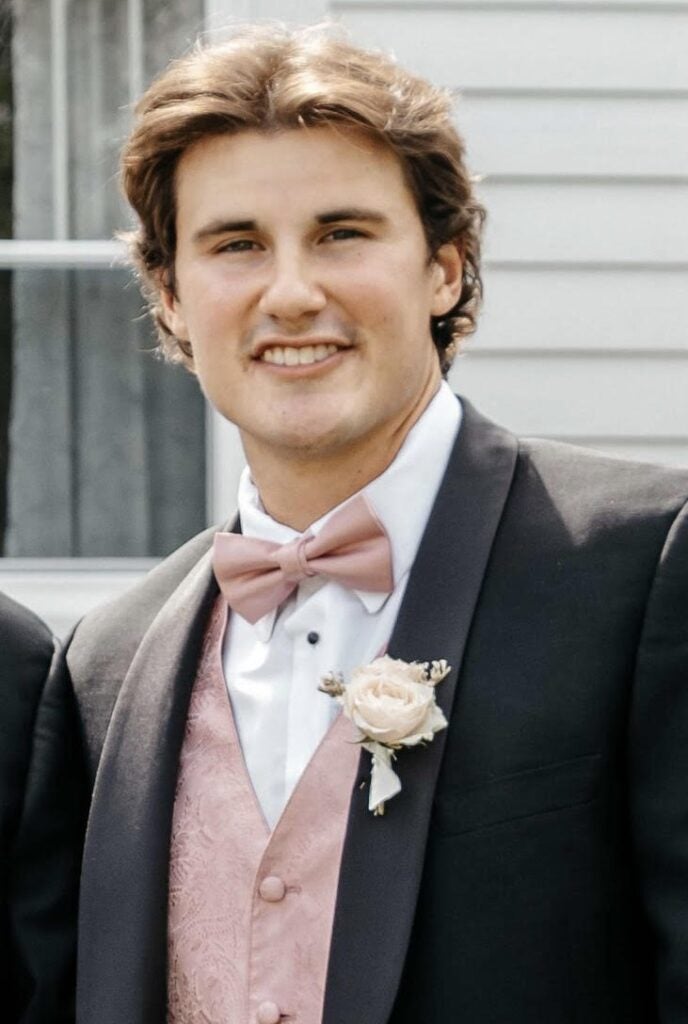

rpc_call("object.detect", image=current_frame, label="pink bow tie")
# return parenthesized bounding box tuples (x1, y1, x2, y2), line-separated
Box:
(213, 494, 394, 624)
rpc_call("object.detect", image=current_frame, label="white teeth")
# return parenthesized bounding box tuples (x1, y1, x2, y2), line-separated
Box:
(261, 343, 340, 366)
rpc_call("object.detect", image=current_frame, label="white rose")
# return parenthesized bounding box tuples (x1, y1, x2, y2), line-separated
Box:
(342, 655, 448, 746)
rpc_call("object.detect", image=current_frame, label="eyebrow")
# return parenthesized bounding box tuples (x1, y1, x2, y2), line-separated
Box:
(316, 208, 388, 226)
(191, 208, 388, 244)
(192, 219, 256, 244)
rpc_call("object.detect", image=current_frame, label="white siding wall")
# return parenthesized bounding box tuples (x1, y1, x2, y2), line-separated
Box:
(329, 0, 688, 464)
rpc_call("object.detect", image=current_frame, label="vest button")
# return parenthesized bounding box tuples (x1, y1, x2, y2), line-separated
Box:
(258, 875, 286, 902)
(256, 1000, 281, 1024)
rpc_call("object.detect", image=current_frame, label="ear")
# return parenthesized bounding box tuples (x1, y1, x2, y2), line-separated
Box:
(158, 273, 190, 343)
(429, 242, 463, 317)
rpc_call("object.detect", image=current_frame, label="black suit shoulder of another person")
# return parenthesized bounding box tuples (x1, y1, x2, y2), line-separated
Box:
(0, 594, 55, 870)
(0, 593, 87, 1024)
(0, 593, 54, 1020)
(0, 594, 55, 838)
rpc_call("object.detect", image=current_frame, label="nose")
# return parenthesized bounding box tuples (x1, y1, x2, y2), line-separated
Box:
(257, 253, 327, 322)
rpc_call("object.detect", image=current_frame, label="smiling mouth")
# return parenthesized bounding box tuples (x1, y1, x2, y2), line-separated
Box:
(260, 343, 340, 367)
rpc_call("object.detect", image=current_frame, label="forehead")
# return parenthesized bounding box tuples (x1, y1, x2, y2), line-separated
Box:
(173, 126, 418, 227)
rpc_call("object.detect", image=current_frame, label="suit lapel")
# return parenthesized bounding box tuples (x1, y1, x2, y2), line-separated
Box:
(323, 400, 519, 1024)
(77, 550, 219, 1024)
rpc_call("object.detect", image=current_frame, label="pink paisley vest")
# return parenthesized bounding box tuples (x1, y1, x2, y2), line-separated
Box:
(167, 599, 361, 1024)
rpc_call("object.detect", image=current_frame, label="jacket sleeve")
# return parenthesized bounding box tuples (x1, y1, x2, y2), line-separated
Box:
(7, 645, 88, 1024)
(630, 498, 688, 1020)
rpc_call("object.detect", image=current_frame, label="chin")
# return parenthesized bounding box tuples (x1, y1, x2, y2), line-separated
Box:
(269, 420, 358, 457)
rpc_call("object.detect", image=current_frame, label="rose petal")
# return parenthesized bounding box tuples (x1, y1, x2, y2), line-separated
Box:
(344, 675, 436, 744)
(397, 705, 448, 747)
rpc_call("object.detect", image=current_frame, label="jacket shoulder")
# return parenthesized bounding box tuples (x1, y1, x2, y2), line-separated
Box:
(515, 435, 688, 526)
(0, 592, 54, 665)
(0, 592, 55, 701)
(0, 595, 56, 874)
(458, 396, 688, 531)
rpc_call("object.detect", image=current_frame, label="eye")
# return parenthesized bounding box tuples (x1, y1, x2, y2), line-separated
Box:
(217, 238, 260, 253)
(322, 227, 365, 242)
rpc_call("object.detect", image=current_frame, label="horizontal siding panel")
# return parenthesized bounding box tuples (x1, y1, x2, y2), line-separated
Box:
(337, 1, 688, 7)
(480, 181, 688, 263)
(335, 5, 688, 90)
(473, 267, 688, 350)
(449, 352, 688, 434)
(457, 96, 688, 178)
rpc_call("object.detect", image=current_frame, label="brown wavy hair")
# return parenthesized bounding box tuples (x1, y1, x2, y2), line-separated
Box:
(120, 23, 486, 373)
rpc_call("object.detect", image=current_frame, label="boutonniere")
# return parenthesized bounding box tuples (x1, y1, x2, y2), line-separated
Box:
(319, 655, 451, 816)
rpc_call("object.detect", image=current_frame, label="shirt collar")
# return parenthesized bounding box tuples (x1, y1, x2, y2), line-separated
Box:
(236, 382, 461, 629)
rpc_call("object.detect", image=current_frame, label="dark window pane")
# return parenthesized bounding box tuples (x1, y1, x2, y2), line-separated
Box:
(10, 0, 204, 242)
(3, 267, 206, 557)
(2, 0, 208, 556)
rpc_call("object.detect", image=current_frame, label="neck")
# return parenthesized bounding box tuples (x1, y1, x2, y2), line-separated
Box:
(244, 379, 440, 532)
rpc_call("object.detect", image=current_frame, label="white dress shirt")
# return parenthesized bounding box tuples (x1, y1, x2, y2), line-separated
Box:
(222, 383, 461, 828)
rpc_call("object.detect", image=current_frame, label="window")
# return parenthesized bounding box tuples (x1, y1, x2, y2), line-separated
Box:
(0, 0, 229, 632)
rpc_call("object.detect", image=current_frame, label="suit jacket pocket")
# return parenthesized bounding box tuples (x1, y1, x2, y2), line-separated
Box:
(433, 753, 601, 837)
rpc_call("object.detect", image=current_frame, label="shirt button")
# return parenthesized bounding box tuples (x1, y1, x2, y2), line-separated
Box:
(307, 630, 320, 645)
(258, 875, 286, 902)
(256, 1001, 281, 1024)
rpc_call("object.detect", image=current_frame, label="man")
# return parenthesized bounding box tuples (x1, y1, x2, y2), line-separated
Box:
(0, 593, 82, 1023)
(61, 24, 688, 1023)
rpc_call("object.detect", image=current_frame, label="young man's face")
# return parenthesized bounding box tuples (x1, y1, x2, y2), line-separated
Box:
(163, 126, 461, 468)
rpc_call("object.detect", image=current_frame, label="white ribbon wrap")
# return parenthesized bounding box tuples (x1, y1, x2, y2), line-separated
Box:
(363, 742, 402, 815)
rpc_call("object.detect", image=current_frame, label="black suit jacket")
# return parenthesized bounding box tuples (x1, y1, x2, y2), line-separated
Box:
(56, 399, 688, 1022)
(0, 594, 83, 1024)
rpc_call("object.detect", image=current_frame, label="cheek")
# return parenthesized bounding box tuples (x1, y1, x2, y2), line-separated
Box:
(341, 252, 433, 315)
(338, 268, 405, 327)
(179, 266, 250, 333)
(346, 268, 436, 358)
